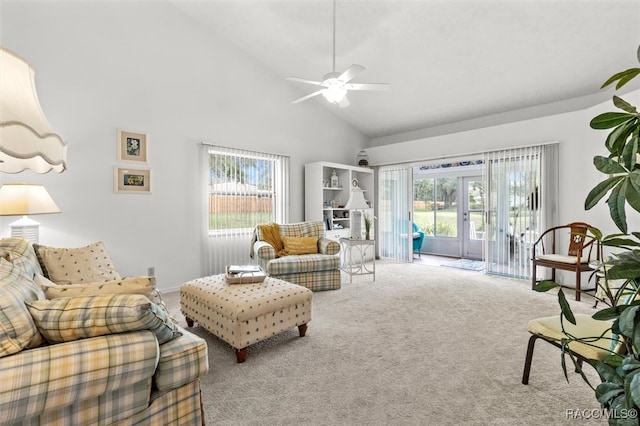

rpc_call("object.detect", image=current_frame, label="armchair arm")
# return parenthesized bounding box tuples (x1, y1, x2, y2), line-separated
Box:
(254, 240, 276, 261)
(318, 237, 340, 255)
(0, 331, 159, 424)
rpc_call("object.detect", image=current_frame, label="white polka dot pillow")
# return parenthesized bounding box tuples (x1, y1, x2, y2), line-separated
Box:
(26, 294, 181, 345)
(34, 241, 121, 284)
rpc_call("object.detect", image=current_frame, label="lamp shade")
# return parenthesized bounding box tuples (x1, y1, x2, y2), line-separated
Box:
(0, 47, 67, 173)
(0, 184, 60, 216)
(345, 188, 369, 210)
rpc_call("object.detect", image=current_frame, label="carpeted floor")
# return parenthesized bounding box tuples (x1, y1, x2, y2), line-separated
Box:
(163, 260, 606, 425)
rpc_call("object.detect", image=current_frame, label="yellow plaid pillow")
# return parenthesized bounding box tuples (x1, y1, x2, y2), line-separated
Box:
(283, 236, 318, 255)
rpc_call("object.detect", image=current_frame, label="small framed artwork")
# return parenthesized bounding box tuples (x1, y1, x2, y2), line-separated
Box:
(117, 129, 148, 163)
(114, 167, 151, 194)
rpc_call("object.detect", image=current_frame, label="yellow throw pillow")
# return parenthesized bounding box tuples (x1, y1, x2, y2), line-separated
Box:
(283, 236, 318, 255)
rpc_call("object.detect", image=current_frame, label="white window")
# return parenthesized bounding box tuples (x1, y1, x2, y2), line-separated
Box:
(201, 144, 289, 274)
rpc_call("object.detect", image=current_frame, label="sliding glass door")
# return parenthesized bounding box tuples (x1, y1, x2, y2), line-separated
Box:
(483, 144, 558, 278)
(378, 166, 412, 262)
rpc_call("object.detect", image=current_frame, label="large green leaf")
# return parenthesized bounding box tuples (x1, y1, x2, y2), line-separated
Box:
(533, 280, 559, 292)
(595, 156, 630, 174)
(597, 360, 626, 385)
(585, 175, 625, 210)
(597, 381, 626, 404)
(627, 369, 640, 408)
(601, 68, 640, 89)
(559, 289, 576, 325)
(593, 305, 627, 321)
(602, 237, 640, 249)
(623, 135, 639, 170)
(614, 96, 639, 114)
(627, 172, 640, 213)
(609, 251, 640, 280)
(618, 306, 639, 338)
(606, 394, 639, 426)
(608, 180, 629, 233)
(606, 119, 639, 155)
(592, 112, 636, 130)
(615, 68, 640, 90)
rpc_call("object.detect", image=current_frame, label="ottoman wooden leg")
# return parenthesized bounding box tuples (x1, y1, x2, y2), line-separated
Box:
(236, 347, 248, 363)
(298, 324, 308, 337)
(185, 316, 194, 327)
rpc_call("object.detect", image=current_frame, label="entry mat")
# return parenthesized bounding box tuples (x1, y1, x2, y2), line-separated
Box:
(440, 258, 485, 271)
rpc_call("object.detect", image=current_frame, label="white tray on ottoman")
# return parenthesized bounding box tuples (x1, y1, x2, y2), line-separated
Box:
(180, 274, 312, 363)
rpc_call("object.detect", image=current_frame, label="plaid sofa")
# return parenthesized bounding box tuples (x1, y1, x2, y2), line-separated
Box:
(252, 221, 341, 291)
(0, 238, 209, 425)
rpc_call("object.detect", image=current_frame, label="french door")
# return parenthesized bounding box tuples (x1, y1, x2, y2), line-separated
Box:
(462, 176, 484, 260)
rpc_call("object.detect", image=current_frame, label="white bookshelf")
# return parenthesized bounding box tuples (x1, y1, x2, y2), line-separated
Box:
(304, 161, 374, 261)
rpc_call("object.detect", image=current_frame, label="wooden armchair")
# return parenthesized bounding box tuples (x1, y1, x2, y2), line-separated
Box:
(531, 222, 599, 301)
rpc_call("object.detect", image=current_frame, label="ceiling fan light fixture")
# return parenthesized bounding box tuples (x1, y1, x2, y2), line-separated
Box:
(322, 81, 347, 103)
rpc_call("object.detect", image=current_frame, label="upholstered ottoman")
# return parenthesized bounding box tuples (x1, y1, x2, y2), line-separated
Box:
(180, 274, 312, 363)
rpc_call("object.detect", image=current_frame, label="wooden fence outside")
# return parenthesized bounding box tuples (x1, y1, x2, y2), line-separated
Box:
(209, 195, 273, 213)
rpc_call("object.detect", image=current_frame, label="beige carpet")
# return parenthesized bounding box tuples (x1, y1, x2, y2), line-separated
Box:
(163, 261, 606, 426)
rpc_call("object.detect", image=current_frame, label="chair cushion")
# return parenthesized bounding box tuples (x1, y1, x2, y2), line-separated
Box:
(267, 253, 339, 275)
(536, 254, 586, 264)
(528, 314, 613, 360)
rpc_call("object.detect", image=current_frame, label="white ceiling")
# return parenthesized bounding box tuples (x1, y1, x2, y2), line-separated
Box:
(169, 0, 640, 140)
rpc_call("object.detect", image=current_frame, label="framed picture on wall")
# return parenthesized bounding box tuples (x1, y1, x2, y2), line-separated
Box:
(117, 129, 148, 163)
(114, 167, 151, 194)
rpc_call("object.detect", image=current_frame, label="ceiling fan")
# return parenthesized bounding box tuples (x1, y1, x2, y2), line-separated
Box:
(286, 0, 390, 108)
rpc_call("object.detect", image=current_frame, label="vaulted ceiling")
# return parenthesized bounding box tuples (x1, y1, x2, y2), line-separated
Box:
(169, 0, 640, 140)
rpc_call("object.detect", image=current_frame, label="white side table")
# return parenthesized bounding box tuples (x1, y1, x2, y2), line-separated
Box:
(339, 238, 375, 283)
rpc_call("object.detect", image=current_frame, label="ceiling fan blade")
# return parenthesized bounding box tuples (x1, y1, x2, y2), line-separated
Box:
(286, 77, 325, 87)
(291, 89, 325, 104)
(338, 96, 350, 108)
(345, 83, 390, 91)
(337, 64, 365, 83)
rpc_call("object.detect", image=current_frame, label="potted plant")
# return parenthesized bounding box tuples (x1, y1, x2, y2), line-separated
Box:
(364, 213, 373, 240)
(535, 46, 640, 425)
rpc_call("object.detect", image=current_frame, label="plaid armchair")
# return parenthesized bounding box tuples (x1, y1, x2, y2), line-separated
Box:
(252, 221, 341, 291)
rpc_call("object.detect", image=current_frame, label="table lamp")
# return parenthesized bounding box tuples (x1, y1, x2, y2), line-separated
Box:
(344, 179, 369, 239)
(0, 183, 60, 243)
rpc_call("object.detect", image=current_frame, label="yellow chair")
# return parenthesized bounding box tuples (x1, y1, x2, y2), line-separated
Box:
(522, 314, 615, 384)
(531, 222, 600, 301)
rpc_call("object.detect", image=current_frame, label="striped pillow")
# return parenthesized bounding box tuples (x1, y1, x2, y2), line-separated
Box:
(26, 294, 181, 345)
(283, 236, 318, 255)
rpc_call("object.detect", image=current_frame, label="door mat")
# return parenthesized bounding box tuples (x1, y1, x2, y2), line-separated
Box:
(440, 259, 485, 272)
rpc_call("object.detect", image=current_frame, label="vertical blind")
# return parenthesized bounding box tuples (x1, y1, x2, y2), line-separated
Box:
(200, 143, 289, 276)
(377, 165, 411, 262)
(483, 143, 558, 278)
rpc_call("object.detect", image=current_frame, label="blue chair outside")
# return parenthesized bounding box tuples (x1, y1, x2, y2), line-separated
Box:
(412, 222, 425, 257)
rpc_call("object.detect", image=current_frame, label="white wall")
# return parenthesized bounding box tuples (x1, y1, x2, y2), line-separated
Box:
(367, 88, 640, 254)
(0, 1, 368, 290)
